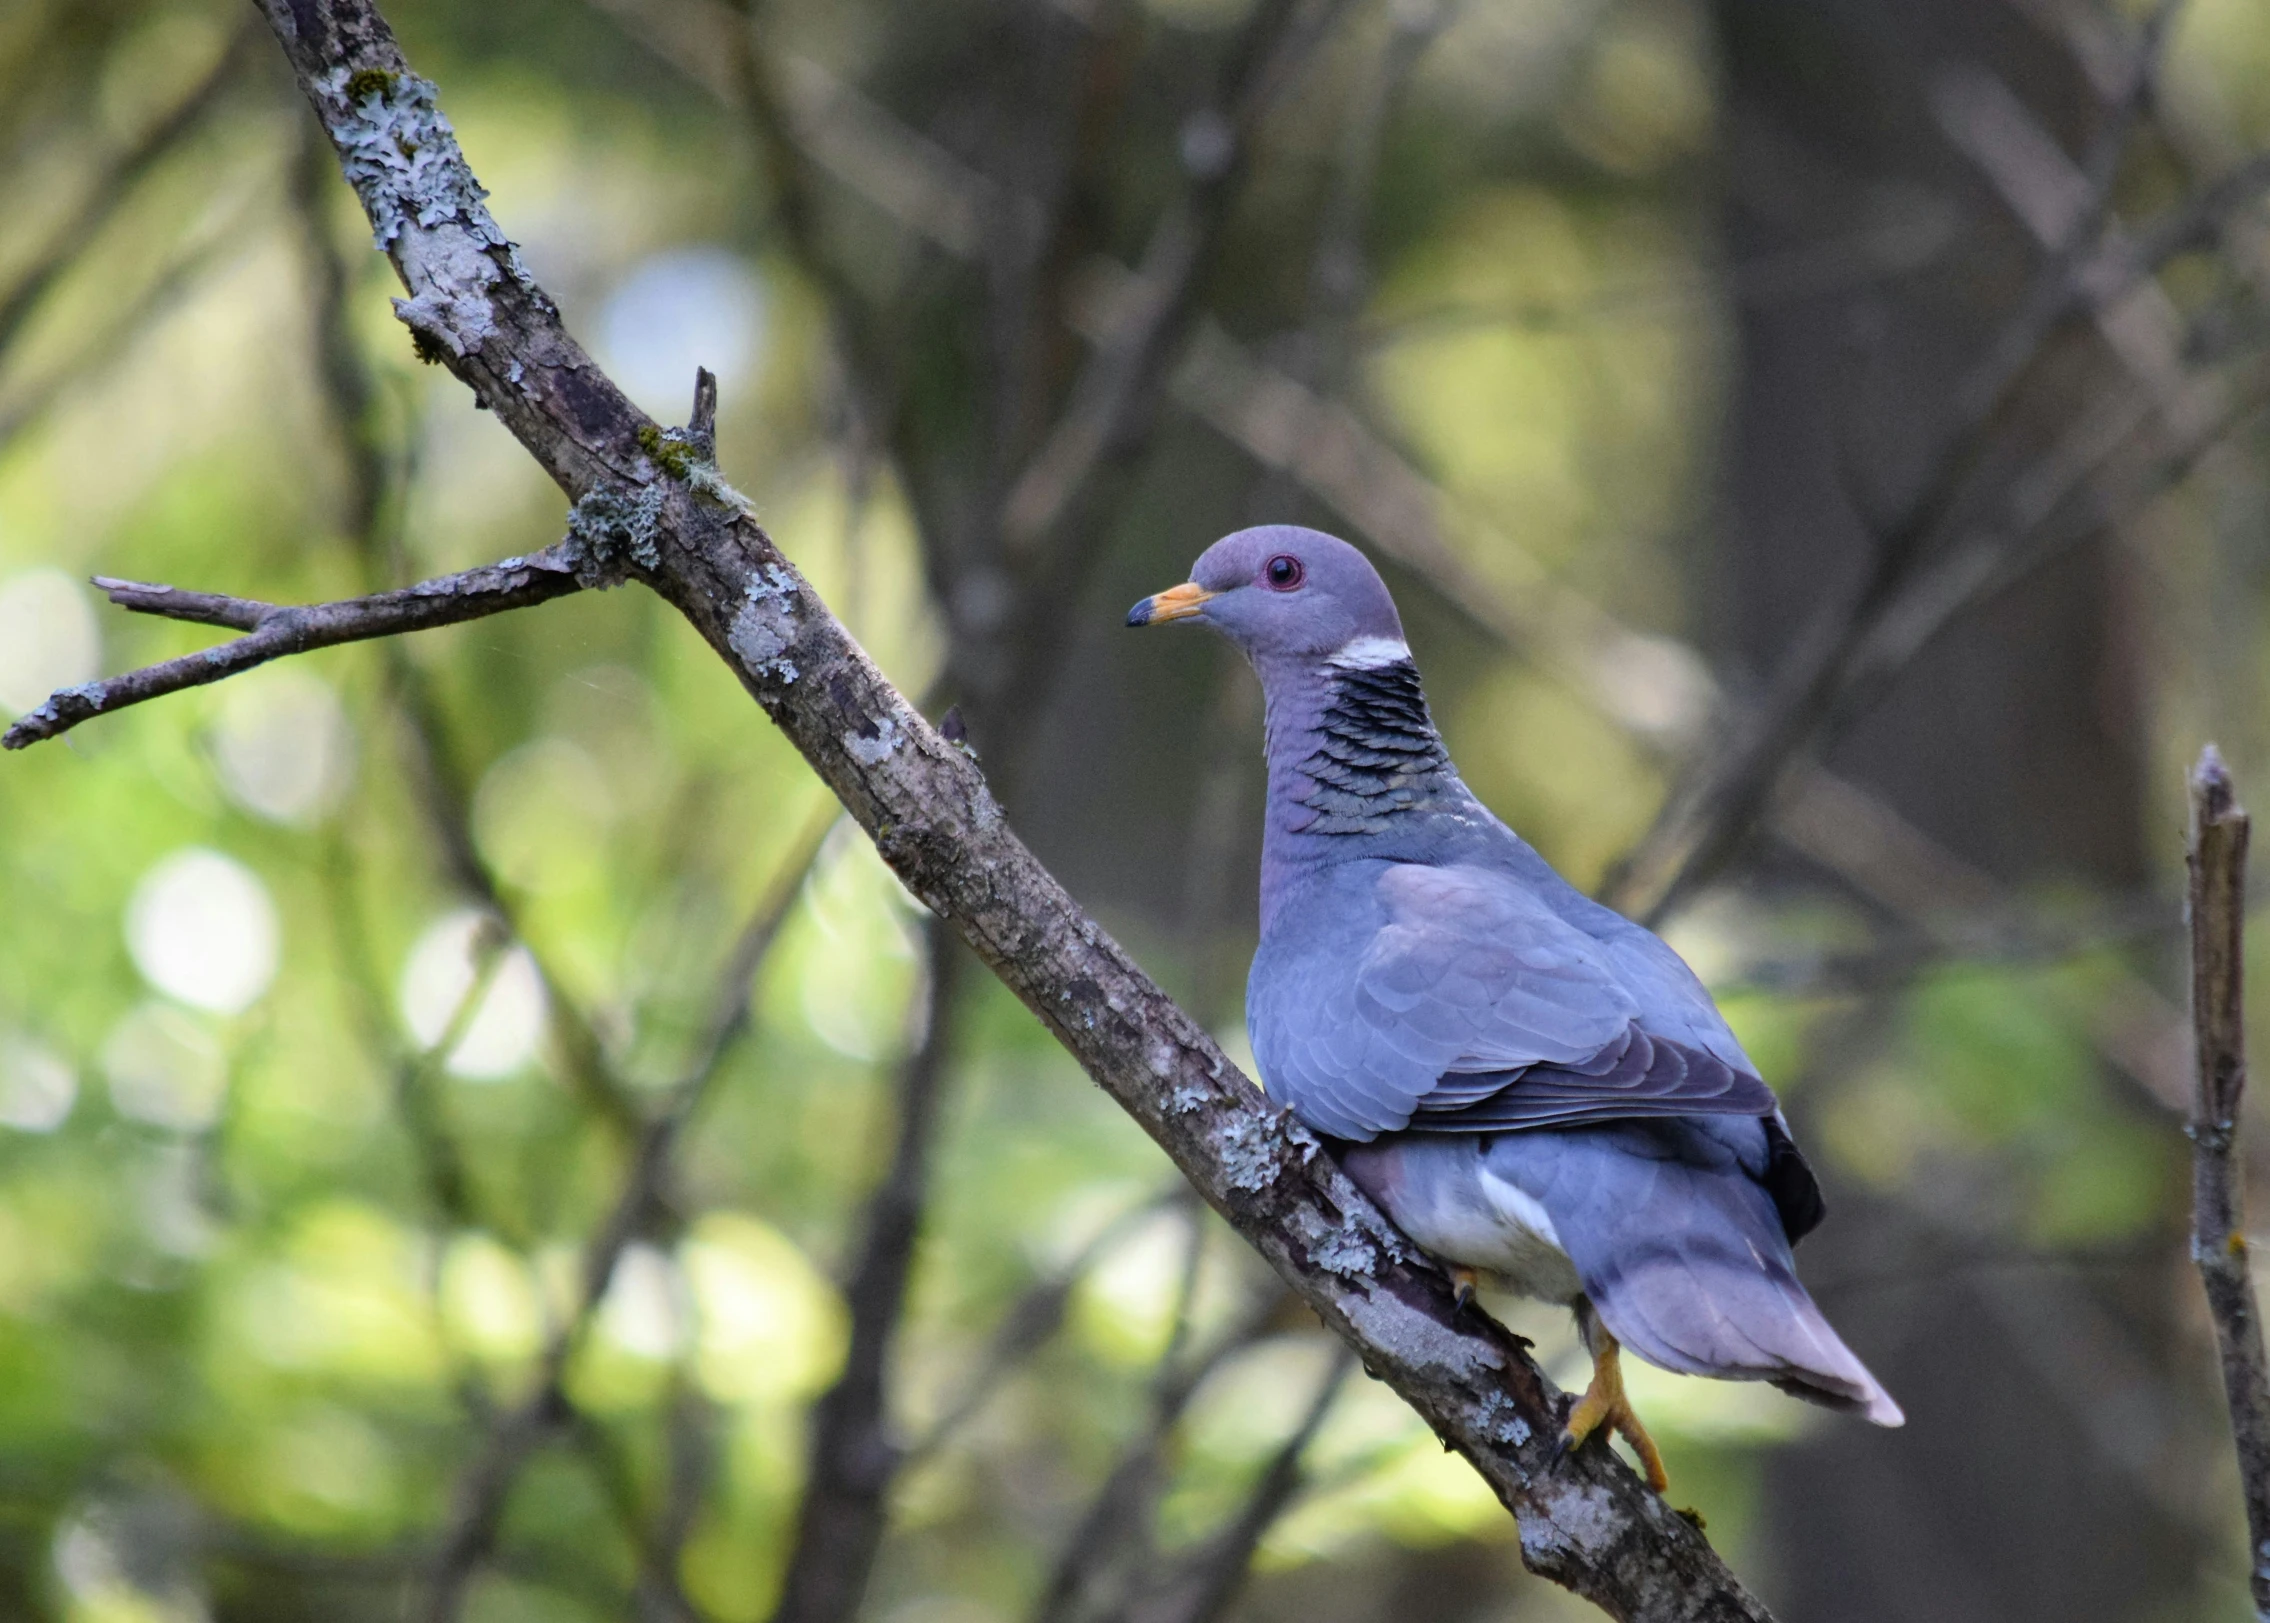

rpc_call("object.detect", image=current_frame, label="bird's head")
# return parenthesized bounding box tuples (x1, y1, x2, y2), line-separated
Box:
(1126, 526, 1406, 665)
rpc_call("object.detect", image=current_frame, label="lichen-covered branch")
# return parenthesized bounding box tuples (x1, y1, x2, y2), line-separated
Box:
(2186, 746, 2270, 1616)
(25, 5, 1785, 1616)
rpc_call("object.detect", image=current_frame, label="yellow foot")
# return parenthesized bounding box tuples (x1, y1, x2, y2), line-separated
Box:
(1449, 1266, 1482, 1313)
(1560, 1328, 1669, 1493)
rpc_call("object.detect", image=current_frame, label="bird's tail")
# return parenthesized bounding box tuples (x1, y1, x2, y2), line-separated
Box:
(1520, 1120, 1905, 1426)
(1583, 1215, 1903, 1426)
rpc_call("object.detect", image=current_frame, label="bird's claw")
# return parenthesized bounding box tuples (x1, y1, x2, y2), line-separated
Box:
(1557, 1330, 1670, 1494)
(1450, 1266, 1480, 1316)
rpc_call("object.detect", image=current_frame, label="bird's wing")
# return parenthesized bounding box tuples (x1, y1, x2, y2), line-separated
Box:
(1250, 862, 1775, 1139)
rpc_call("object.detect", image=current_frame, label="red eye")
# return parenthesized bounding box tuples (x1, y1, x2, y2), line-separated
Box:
(1263, 554, 1304, 590)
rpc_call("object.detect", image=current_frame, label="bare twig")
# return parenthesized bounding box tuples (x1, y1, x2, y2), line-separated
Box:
(1356, 204, 1962, 349)
(1031, 1279, 1289, 1623)
(0, 206, 250, 457)
(0, 551, 592, 750)
(997, 0, 1348, 556)
(2187, 746, 2270, 1614)
(293, 112, 391, 555)
(768, 916, 964, 1623)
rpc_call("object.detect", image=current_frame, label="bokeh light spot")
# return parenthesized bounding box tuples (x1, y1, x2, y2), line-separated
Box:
(0, 568, 98, 716)
(0, 1035, 77, 1132)
(211, 669, 356, 826)
(125, 848, 280, 1015)
(102, 1003, 226, 1132)
(683, 1212, 846, 1404)
(597, 247, 767, 417)
(399, 911, 547, 1080)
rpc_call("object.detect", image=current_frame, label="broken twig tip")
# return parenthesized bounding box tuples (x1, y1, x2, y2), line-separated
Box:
(2195, 744, 2245, 824)
(690, 367, 719, 446)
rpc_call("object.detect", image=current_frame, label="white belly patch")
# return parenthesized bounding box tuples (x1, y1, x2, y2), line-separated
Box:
(1357, 1139, 1583, 1305)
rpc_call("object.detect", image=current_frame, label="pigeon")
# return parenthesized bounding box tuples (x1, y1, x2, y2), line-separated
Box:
(1129, 525, 1902, 1490)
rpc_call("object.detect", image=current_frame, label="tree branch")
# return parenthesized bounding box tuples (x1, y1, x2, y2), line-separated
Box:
(2187, 746, 2270, 1615)
(0, 549, 591, 749)
(43, 7, 1790, 1615)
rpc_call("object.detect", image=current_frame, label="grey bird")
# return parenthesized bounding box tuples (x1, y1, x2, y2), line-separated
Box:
(1129, 525, 1902, 1489)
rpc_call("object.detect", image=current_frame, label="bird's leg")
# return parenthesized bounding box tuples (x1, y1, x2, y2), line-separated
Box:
(1449, 1265, 1481, 1314)
(1561, 1314, 1669, 1493)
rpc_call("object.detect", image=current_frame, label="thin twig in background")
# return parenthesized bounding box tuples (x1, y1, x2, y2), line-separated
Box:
(0, 204, 251, 457)
(767, 915, 965, 1623)
(1144, 1343, 1355, 1623)
(571, 1405, 712, 1623)
(900, 1184, 1184, 1465)
(2186, 746, 2270, 1615)
(1031, 1277, 1292, 1623)
(0, 16, 257, 363)
(1601, 0, 2265, 924)
(998, 0, 1351, 554)
(984, 0, 1361, 753)
(424, 799, 837, 1620)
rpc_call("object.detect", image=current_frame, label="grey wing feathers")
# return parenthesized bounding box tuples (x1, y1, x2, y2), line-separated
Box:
(1249, 861, 1776, 1140)
(1412, 1026, 1772, 1131)
(1486, 1121, 1902, 1424)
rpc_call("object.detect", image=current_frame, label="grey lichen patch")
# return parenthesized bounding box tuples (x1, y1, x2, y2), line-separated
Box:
(563, 485, 665, 585)
(1518, 1480, 1621, 1561)
(1282, 1116, 1322, 1164)
(1476, 1390, 1533, 1449)
(1313, 1227, 1378, 1279)
(1215, 1112, 1284, 1192)
(323, 66, 533, 356)
(1337, 1282, 1505, 1384)
(846, 714, 904, 766)
(729, 564, 804, 684)
(2, 682, 106, 749)
(744, 563, 797, 604)
(327, 66, 509, 255)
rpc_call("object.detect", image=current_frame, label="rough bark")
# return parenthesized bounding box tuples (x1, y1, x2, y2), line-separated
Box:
(208, 3, 1771, 1615)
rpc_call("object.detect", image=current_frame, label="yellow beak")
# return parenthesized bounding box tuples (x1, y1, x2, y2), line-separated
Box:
(1126, 581, 1217, 627)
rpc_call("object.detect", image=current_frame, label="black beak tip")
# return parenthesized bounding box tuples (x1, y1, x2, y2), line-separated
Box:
(1125, 599, 1153, 628)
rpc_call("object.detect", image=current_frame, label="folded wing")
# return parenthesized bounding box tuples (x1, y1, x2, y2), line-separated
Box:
(1250, 862, 1777, 1140)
